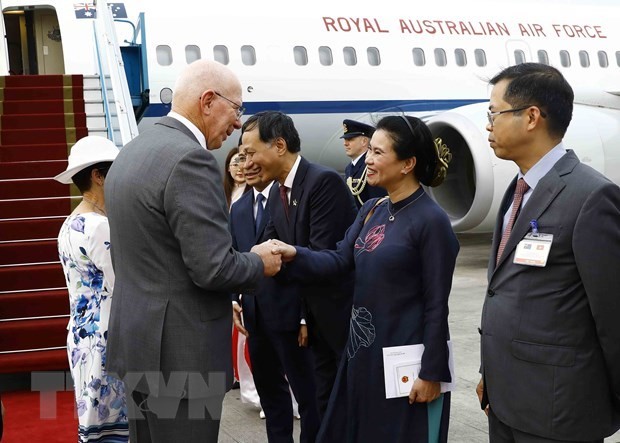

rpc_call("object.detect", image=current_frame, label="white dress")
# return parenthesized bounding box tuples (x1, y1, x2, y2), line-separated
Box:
(57, 212, 129, 442)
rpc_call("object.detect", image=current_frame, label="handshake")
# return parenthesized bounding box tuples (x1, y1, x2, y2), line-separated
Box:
(250, 239, 297, 276)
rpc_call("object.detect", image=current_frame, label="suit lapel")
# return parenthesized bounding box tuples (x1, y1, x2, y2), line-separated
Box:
(493, 151, 578, 274)
(270, 182, 292, 244)
(239, 192, 256, 251)
(255, 198, 271, 243)
(488, 178, 516, 279)
(231, 192, 255, 251)
(351, 153, 366, 178)
(345, 162, 353, 178)
(288, 158, 308, 243)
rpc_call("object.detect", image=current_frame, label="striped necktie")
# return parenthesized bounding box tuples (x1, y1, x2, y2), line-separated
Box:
(496, 178, 529, 265)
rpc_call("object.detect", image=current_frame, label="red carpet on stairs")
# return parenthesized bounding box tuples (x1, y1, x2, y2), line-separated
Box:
(1, 390, 78, 442)
(0, 74, 89, 375)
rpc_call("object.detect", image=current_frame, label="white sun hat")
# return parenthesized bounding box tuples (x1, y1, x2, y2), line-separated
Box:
(54, 136, 120, 184)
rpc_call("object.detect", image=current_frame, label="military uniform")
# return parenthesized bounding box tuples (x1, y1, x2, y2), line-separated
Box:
(341, 119, 386, 208)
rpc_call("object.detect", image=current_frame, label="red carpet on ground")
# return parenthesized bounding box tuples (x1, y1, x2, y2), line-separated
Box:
(1, 390, 77, 442)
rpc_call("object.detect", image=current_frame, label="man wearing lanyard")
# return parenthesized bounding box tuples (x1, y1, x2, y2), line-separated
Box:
(477, 63, 620, 442)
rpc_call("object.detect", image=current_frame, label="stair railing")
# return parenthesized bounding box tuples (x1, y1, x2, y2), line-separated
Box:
(93, 0, 139, 146)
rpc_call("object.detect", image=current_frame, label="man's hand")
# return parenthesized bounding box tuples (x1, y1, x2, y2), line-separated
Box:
(232, 303, 248, 337)
(298, 324, 308, 347)
(251, 242, 282, 276)
(269, 239, 297, 263)
(476, 378, 489, 416)
(409, 378, 441, 404)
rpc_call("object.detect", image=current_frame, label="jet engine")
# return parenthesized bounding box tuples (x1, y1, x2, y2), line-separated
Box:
(426, 103, 620, 233)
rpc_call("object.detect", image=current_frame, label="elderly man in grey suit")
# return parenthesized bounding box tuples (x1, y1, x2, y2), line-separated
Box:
(105, 60, 282, 442)
(476, 62, 620, 442)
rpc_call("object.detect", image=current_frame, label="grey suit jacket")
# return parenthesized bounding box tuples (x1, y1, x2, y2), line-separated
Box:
(481, 150, 620, 440)
(105, 117, 263, 398)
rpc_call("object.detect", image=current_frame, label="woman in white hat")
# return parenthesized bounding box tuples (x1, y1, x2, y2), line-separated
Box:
(54, 136, 129, 442)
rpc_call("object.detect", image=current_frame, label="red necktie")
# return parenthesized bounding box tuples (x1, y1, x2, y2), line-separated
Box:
(496, 178, 529, 265)
(279, 185, 289, 220)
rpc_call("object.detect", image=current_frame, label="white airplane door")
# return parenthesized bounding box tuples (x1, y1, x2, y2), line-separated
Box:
(35, 9, 64, 74)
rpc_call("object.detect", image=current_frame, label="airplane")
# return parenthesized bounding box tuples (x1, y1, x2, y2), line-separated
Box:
(0, 0, 618, 392)
(1, 0, 619, 233)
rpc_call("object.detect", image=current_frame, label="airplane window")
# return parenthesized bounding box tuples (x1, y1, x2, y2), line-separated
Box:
(537, 50, 549, 65)
(560, 50, 571, 67)
(514, 50, 526, 64)
(214, 45, 230, 65)
(367, 47, 381, 66)
(474, 49, 487, 67)
(598, 51, 608, 68)
(579, 50, 590, 68)
(455, 48, 466, 67)
(156, 45, 173, 66)
(319, 46, 333, 66)
(241, 45, 256, 66)
(434, 48, 447, 67)
(294, 46, 308, 66)
(185, 45, 201, 64)
(412, 48, 425, 67)
(343, 47, 357, 66)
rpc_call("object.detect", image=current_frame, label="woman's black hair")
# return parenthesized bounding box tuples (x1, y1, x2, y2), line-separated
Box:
(71, 162, 113, 194)
(374, 115, 438, 186)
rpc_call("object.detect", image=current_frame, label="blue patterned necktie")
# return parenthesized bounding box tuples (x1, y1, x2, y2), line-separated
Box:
(255, 193, 265, 234)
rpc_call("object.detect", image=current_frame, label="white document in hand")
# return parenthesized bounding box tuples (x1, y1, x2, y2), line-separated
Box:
(382, 341, 455, 399)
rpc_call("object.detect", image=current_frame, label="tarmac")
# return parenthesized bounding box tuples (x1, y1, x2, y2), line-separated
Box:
(217, 233, 620, 443)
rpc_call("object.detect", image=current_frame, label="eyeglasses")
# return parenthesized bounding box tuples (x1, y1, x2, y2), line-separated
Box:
(487, 105, 546, 127)
(240, 141, 275, 162)
(214, 91, 245, 120)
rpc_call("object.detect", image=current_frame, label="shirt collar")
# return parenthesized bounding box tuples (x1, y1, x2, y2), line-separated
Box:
(519, 142, 567, 190)
(167, 111, 207, 150)
(283, 155, 302, 190)
(351, 152, 366, 166)
(253, 181, 274, 202)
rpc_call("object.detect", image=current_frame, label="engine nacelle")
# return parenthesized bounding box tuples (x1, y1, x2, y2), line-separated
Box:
(426, 103, 620, 233)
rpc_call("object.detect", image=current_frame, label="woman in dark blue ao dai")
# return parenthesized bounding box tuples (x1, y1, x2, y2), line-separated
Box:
(272, 116, 459, 443)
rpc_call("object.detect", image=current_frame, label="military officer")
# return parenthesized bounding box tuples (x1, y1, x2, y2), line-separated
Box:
(340, 119, 386, 208)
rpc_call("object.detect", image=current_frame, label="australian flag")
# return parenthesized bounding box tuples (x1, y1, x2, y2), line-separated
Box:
(74, 2, 96, 19)
(74, 2, 127, 19)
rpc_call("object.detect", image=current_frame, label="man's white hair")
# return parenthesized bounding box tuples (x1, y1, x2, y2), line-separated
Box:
(172, 59, 236, 109)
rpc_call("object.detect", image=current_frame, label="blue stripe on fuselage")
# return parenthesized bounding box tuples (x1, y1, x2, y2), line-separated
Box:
(143, 99, 486, 118)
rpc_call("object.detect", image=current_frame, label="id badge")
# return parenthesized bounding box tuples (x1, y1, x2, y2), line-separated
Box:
(513, 233, 553, 267)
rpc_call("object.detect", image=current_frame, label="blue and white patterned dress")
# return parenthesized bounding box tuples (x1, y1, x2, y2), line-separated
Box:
(57, 212, 129, 442)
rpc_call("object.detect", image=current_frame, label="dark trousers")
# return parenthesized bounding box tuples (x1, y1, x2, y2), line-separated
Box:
(488, 407, 603, 443)
(128, 391, 223, 443)
(308, 327, 341, 420)
(305, 298, 350, 420)
(248, 313, 320, 443)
